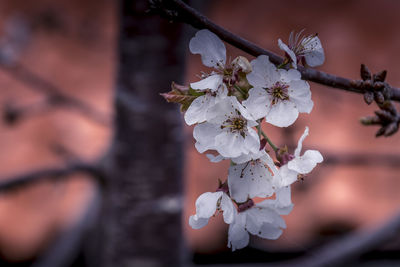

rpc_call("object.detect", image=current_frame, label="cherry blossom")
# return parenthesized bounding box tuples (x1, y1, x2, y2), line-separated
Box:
(193, 96, 260, 158)
(227, 190, 293, 251)
(277, 127, 323, 187)
(243, 55, 313, 127)
(189, 190, 236, 230)
(185, 30, 251, 125)
(228, 151, 278, 203)
(278, 30, 325, 69)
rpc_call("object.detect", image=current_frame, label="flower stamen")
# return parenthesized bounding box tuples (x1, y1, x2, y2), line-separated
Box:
(266, 82, 290, 105)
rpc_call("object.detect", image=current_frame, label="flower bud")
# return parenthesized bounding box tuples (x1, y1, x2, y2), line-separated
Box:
(360, 116, 380, 125)
(232, 56, 252, 74)
(363, 92, 374, 105)
(384, 122, 398, 136)
(374, 91, 385, 104)
(360, 64, 372, 81)
(373, 70, 387, 82)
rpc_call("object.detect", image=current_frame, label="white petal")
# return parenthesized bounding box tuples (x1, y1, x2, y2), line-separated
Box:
(231, 149, 266, 164)
(206, 154, 225, 163)
(184, 94, 215, 125)
(275, 186, 292, 208)
(278, 68, 301, 82)
(228, 214, 249, 251)
(247, 55, 279, 88)
(214, 131, 246, 158)
(189, 215, 209, 229)
(190, 74, 223, 92)
(242, 87, 271, 120)
(266, 100, 298, 127)
(277, 164, 298, 187)
(294, 126, 309, 157)
(288, 150, 323, 174)
(221, 193, 236, 224)
(278, 39, 297, 68)
(189, 29, 226, 68)
(245, 207, 285, 235)
(303, 36, 324, 67)
(194, 191, 223, 218)
(258, 223, 283, 239)
(193, 123, 220, 153)
(243, 128, 261, 155)
(228, 158, 274, 203)
(288, 80, 313, 114)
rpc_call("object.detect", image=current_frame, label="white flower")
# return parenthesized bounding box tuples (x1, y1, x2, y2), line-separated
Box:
(189, 191, 236, 229)
(185, 30, 252, 126)
(228, 151, 278, 203)
(227, 193, 293, 251)
(278, 30, 325, 69)
(184, 88, 228, 126)
(277, 127, 323, 187)
(193, 96, 260, 158)
(243, 55, 313, 127)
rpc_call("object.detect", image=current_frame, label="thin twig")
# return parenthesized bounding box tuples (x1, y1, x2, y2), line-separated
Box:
(0, 62, 111, 126)
(0, 161, 104, 192)
(153, 0, 400, 101)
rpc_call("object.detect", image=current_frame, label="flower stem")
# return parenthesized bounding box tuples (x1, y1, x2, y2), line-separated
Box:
(233, 85, 247, 98)
(261, 130, 278, 152)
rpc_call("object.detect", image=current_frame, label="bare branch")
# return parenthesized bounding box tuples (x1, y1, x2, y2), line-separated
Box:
(150, 0, 400, 102)
(276, 208, 400, 267)
(0, 62, 111, 126)
(32, 183, 102, 267)
(0, 161, 104, 192)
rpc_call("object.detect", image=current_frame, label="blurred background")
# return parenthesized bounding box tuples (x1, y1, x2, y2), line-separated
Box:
(0, 0, 400, 266)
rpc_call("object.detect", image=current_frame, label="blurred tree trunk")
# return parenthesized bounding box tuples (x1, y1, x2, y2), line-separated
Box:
(100, 0, 185, 266)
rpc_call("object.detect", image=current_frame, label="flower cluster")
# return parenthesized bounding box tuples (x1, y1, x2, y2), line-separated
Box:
(162, 29, 324, 250)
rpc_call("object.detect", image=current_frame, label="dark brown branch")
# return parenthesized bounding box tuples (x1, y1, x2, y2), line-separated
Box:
(0, 161, 104, 192)
(0, 62, 111, 126)
(152, 0, 400, 102)
(276, 208, 400, 267)
(32, 183, 102, 267)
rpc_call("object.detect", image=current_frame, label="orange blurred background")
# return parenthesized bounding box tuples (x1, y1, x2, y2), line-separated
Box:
(0, 0, 400, 265)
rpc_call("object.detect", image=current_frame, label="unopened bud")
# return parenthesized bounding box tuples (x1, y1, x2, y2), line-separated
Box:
(374, 91, 385, 104)
(360, 64, 372, 81)
(375, 127, 386, 137)
(363, 92, 374, 105)
(375, 110, 393, 122)
(232, 56, 252, 74)
(384, 122, 398, 136)
(360, 116, 380, 125)
(373, 81, 385, 90)
(363, 80, 373, 90)
(373, 70, 387, 82)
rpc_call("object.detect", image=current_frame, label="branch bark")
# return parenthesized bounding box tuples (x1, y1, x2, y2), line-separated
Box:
(99, 0, 186, 266)
(151, 0, 400, 101)
(0, 62, 110, 126)
(0, 162, 103, 192)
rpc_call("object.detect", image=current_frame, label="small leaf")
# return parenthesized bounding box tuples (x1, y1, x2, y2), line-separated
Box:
(161, 82, 206, 112)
